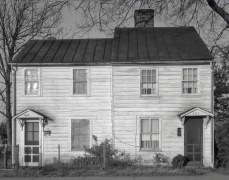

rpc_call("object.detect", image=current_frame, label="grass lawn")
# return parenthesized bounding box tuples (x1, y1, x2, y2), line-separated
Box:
(0, 165, 212, 177)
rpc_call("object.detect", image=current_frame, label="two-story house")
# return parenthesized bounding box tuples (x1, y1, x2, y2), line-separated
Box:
(10, 9, 214, 167)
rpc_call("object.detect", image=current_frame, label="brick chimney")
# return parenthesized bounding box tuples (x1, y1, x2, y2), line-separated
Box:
(134, 9, 154, 27)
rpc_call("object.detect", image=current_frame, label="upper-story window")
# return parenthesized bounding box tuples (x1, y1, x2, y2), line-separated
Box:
(182, 68, 198, 94)
(140, 69, 157, 95)
(25, 69, 40, 95)
(73, 69, 88, 95)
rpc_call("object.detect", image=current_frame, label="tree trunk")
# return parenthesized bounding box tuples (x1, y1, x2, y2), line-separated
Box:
(6, 65, 11, 145)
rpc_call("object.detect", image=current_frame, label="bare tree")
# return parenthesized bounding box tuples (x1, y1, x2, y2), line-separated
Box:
(74, 0, 229, 45)
(0, 0, 70, 145)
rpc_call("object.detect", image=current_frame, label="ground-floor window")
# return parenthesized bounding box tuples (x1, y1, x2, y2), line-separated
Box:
(140, 118, 160, 150)
(71, 119, 90, 151)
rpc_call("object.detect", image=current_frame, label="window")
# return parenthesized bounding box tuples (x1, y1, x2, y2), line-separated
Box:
(73, 69, 88, 95)
(25, 122, 39, 145)
(71, 119, 90, 150)
(140, 118, 160, 150)
(25, 69, 40, 95)
(140, 69, 157, 95)
(182, 68, 198, 94)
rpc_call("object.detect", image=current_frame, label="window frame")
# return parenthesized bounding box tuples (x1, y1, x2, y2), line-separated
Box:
(140, 68, 159, 97)
(24, 68, 41, 96)
(24, 121, 39, 145)
(139, 116, 161, 151)
(70, 118, 91, 151)
(71, 67, 90, 96)
(181, 67, 199, 95)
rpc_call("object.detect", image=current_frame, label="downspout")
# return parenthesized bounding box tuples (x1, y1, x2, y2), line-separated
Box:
(210, 61, 215, 167)
(11, 65, 17, 166)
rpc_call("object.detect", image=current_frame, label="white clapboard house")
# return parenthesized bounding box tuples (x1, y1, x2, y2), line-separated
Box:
(10, 9, 214, 167)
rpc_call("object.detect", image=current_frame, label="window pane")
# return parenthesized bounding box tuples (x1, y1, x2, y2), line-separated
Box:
(73, 69, 87, 82)
(147, 70, 151, 76)
(151, 119, 159, 133)
(25, 69, 38, 81)
(147, 75, 151, 82)
(26, 123, 33, 131)
(141, 119, 150, 133)
(152, 70, 156, 76)
(26, 132, 33, 141)
(72, 119, 90, 150)
(142, 76, 147, 82)
(188, 68, 193, 80)
(34, 132, 39, 141)
(25, 82, 39, 95)
(142, 70, 147, 76)
(33, 123, 39, 132)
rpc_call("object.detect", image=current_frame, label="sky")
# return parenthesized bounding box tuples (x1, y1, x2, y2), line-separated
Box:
(60, 5, 168, 39)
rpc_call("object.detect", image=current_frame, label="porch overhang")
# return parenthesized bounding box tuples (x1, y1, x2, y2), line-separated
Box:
(13, 109, 49, 128)
(178, 107, 213, 127)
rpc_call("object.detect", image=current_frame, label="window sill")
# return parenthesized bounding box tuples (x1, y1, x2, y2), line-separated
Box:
(181, 94, 201, 97)
(71, 94, 91, 97)
(140, 149, 162, 152)
(140, 95, 161, 99)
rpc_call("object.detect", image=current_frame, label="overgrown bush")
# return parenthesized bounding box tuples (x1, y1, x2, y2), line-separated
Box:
(84, 135, 134, 168)
(171, 154, 189, 169)
(153, 153, 169, 166)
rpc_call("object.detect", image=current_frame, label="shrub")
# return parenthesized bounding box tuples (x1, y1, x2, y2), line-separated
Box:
(171, 154, 189, 169)
(153, 153, 169, 166)
(84, 135, 134, 168)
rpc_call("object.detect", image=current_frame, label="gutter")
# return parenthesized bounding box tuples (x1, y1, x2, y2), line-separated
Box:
(11, 65, 17, 167)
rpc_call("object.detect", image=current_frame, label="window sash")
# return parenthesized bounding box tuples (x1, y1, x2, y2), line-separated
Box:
(25, 69, 40, 95)
(182, 68, 198, 94)
(71, 119, 90, 150)
(140, 119, 160, 150)
(73, 69, 88, 94)
(25, 122, 39, 145)
(140, 69, 157, 95)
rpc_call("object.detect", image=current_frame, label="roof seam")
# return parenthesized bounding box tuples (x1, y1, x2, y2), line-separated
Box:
(30, 40, 47, 63)
(40, 40, 55, 63)
(71, 40, 81, 62)
(103, 39, 106, 62)
(51, 40, 63, 63)
(61, 40, 72, 63)
(82, 39, 89, 62)
(21, 41, 37, 63)
(92, 39, 98, 62)
(162, 29, 171, 60)
(145, 28, 150, 60)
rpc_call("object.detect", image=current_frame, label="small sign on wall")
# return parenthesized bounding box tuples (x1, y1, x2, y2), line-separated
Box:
(177, 128, 182, 136)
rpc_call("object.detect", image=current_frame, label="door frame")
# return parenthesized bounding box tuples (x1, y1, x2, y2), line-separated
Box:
(184, 116, 203, 165)
(22, 119, 43, 166)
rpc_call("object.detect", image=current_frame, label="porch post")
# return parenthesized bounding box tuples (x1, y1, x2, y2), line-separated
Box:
(39, 118, 42, 166)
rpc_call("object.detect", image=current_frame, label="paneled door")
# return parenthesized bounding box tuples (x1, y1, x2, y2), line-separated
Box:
(184, 117, 203, 165)
(24, 122, 40, 166)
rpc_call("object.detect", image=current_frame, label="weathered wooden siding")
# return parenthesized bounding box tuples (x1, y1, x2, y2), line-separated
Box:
(113, 65, 213, 166)
(15, 64, 213, 167)
(15, 66, 112, 165)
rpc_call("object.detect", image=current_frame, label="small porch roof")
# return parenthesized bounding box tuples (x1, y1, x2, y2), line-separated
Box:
(178, 107, 213, 127)
(178, 107, 213, 118)
(13, 109, 48, 120)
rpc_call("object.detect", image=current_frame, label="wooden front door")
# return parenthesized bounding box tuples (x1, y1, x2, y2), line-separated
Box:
(24, 122, 40, 166)
(184, 117, 203, 165)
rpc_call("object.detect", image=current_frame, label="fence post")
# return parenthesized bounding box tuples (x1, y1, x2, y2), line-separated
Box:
(3, 144, 7, 169)
(103, 144, 106, 169)
(58, 144, 60, 166)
